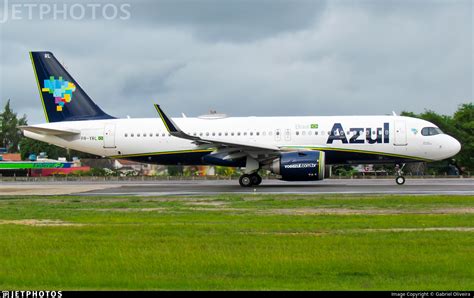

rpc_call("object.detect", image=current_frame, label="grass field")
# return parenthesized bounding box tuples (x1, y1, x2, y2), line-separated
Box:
(0, 194, 473, 290)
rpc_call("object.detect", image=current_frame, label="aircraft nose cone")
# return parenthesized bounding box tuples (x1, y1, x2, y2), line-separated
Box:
(451, 137, 461, 156)
(444, 136, 461, 157)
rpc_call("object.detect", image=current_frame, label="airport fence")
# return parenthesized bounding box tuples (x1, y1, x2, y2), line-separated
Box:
(0, 173, 472, 182)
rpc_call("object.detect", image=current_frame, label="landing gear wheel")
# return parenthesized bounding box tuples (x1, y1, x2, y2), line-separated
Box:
(395, 176, 405, 185)
(239, 174, 253, 187)
(250, 174, 262, 186)
(394, 163, 406, 185)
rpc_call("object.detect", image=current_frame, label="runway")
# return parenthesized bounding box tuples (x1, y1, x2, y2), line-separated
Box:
(1, 178, 473, 196)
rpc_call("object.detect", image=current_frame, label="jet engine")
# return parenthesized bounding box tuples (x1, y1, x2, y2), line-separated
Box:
(264, 151, 325, 181)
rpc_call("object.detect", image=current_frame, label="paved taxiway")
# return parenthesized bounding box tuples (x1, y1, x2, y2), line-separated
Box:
(0, 178, 472, 196)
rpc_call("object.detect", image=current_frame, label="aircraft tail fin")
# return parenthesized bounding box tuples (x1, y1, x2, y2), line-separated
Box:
(29, 51, 114, 123)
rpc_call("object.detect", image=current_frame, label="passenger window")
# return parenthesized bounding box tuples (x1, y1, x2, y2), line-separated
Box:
(162, 133, 165, 137)
(156, 133, 159, 137)
(231, 132, 234, 136)
(206, 132, 210, 136)
(296, 131, 299, 136)
(237, 132, 241, 136)
(302, 131, 306, 136)
(131, 133, 134, 137)
(225, 132, 228, 136)
(250, 132, 253, 136)
(315, 131, 318, 135)
(125, 133, 128, 137)
(137, 133, 141, 137)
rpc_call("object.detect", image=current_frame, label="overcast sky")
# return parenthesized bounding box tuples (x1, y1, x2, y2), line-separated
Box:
(0, 0, 472, 124)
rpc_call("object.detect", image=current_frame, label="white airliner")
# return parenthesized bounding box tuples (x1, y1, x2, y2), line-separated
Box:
(21, 52, 461, 186)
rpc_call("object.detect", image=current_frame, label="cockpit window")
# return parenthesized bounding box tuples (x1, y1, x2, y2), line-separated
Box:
(421, 127, 443, 136)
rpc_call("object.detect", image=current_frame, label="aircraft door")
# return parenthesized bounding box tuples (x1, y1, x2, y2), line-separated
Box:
(275, 129, 281, 142)
(285, 129, 291, 142)
(394, 120, 407, 146)
(103, 124, 116, 148)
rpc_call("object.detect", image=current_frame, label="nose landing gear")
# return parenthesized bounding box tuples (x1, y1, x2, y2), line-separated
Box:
(239, 173, 262, 187)
(395, 164, 406, 185)
(395, 176, 406, 185)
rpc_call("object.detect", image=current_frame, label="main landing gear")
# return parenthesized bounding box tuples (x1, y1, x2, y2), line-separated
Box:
(395, 164, 406, 185)
(239, 156, 262, 187)
(239, 173, 262, 187)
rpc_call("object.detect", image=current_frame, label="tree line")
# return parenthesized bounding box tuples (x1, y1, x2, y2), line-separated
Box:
(0, 100, 27, 153)
(1, 100, 473, 173)
(401, 103, 473, 173)
(0, 99, 96, 160)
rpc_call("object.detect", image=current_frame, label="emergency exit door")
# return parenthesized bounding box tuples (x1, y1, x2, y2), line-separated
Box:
(103, 124, 116, 148)
(284, 129, 291, 141)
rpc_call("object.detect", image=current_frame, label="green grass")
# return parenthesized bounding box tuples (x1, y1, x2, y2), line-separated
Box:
(0, 194, 473, 290)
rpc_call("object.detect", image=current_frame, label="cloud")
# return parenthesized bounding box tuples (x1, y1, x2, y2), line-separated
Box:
(0, 0, 472, 124)
(129, 0, 327, 42)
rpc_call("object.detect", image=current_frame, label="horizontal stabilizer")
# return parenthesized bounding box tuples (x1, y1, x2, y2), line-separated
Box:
(19, 125, 80, 136)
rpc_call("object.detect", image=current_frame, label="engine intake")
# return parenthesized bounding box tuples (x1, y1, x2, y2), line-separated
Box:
(266, 151, 325, 181)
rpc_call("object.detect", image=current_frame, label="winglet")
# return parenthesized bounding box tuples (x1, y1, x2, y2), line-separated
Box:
(154, 104, 200, 142)
(154, 104, 180, 133)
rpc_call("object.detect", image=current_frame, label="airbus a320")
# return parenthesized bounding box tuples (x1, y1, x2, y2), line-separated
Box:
(21, 52, 461, 186)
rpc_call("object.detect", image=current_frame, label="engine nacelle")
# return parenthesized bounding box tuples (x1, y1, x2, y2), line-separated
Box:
(265, 151, 325, 181)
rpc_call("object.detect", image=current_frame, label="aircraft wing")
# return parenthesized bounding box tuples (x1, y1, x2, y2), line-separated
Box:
(19, 125, 80, 136)
(154, 104, 280, 152)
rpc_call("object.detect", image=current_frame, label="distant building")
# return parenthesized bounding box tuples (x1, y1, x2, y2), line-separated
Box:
(114, 159, 146, 176)
(0, 153, 90, 177)
(354, 164, 388, 176)
(0, 153, 21, 161)
(81, 158, 115, 169)
(113, 159, 167, 176)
